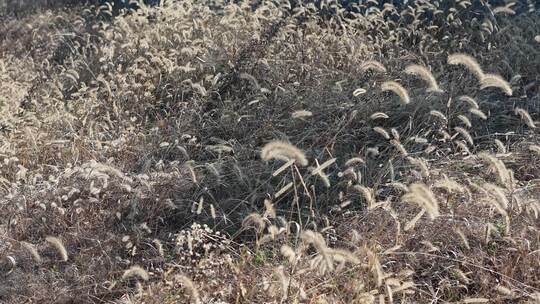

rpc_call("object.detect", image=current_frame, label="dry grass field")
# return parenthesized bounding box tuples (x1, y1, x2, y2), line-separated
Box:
(0, 0, 539, 303)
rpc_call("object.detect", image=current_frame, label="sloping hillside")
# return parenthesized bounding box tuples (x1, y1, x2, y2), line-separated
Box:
(0, 1, 539, 303)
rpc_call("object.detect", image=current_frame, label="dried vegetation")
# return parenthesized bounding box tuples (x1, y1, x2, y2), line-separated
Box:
(0, 0, 539, 303)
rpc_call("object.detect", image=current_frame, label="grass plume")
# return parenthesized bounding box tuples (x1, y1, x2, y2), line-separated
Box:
(122, 265, 149, 281)
(402, 183, 440, 220)
(360, 60, 387, 73)
(45, 236, 68, 262)
(261, 140, 308, 166)
(292, 110, 313, 119)
(458, 95, 480, 109)
(480, 73, 513, 96)
(20, 241, 41, 263)
(176, 275, 201, 304)
(404, 64, 442, 92)
(448, 53, 484, 80)
(514, 107, 536, 128)
(478, 152, 513, 187)
(381, 81, 410, 104)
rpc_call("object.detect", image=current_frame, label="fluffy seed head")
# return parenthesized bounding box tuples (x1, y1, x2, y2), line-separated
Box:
(242, 213, 266, 234)
(21, 241, 41, 263)
(292, 110, 313, 119)
(529, 145, 540, 156)
(493, 6, 515, 15)
(480, 74, 513, 96)
(261, 140, 308, 166)
(345, 157, 365, 167)
(402, 183, 440, 220)
(176, 275, 201, 304)
(407, 157, 430, 177)
(482, 183, 509, 210)
(122, 265, 149, 281)
(359, 60, 386, 73)
(447, 53, 484, 80)
(457, 115, 472, 128)
(353, 185, 375, 208)
(495, 285, 515, 297)
(478, 152, 513, 187)
(45, 236, 68, 262)
(429, 110, 447, 122)
(433, 176, 465, 194)
(370, 112, 389, 120)
(387, 182, 409, 193)
(373, 127, 390, 139)
(381, 81, 410, 104)
(458, 95, 479, 109)
(280, 245, 296, 264)
(353, 88, 367, 96)
(454, 127, 474, 145)
(514, 107, 536, 128)
(404, 64, 442, 92)
(390, 139, 408, 156)
(263, 199, 276, 218)
(391, 128, 400, 140)
(469, 108, 488, 120)
(153, 239, 164, 257)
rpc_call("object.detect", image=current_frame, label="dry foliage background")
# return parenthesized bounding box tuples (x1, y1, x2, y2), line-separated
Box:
(0, 0, 539, 303)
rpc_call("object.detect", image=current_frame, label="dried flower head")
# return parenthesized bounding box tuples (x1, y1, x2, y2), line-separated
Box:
(261, 141, 308, 166)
